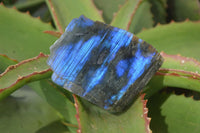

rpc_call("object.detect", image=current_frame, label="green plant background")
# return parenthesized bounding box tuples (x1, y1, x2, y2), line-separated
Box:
(0, 0, 200, 132)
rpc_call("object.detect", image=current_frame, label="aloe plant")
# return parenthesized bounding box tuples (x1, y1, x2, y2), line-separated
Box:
(0, 0, 200, 132)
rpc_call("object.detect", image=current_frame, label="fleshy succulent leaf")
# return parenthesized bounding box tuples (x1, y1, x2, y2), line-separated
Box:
(167, 0, 200, 21)
(75, 94, 150, 133)
(0, 4, 57, 61)
(138, 21, 200, 59)
(111, 0, 154, 34)
(0, 53, 51, 101)
(45, 0, 103, 32)
(148, 92, 200, 133)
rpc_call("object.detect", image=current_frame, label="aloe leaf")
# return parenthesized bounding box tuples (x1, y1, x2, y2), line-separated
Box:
(31, 3, 52, 23)
(0, 53, 51, 100)
(111, 0, 153, 34)
(45, 0, 103, 32)
(148, 92, 200, 133)
(161, 52, 200, 72)
(168, 0, 200, 21)
(149, 0, 167, 24)
(0, 87, 69, 133)
(111, 0, 142, 29)
(138, 21, 200, 60)
(146, 69, 200, 98)
(138, 21, 200, 132)
(0, 4, 57, 61)
(0, 54, 18, 73)
(39, 79, 78, 132)
(138, 21, 200, 97)
(74, 94, 150, 133)
(128, 0, 154, 34)
(0, 54, 78, 132)
(93, 0, 126, 23)
(13, 0, 45, 9)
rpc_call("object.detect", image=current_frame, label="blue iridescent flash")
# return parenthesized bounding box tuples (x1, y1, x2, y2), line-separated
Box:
(47, 15, 163, 112)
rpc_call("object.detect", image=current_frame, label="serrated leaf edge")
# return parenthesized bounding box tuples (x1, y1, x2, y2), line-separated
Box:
(141, 94, 152, 133)
(0, 53, 49, 77)
(46, 0, 64, 33)
(0, 53, 52, 100)
(161, 52, 200, 69)
(0, 3, 53, 29)
(0, 54, 18, 63)
(73, 94, 82, 133)
(126, 0, 143, 30)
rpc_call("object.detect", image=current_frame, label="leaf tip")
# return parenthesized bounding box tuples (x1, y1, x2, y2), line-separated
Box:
(36, 16, 41, 20)
(38, 52, 49, 58)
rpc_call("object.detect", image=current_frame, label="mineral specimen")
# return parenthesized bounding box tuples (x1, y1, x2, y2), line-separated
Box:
(47, 15, 163, 112)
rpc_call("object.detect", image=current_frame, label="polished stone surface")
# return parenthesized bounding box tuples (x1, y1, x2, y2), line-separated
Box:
(47, 15, 163, 112)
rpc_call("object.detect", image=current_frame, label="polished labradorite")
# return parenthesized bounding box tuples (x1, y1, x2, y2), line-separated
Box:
(47, 15, 163, 112)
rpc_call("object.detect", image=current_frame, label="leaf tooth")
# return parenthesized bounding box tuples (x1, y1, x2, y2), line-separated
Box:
(113, 1, 126, 17)
(43, 30, 62, 38)
(36, 16, 41, 20)
(185, 18, 190, 22)
(1, 4, 53, 27)
(25, 10, 30, 15)
(98, 10, 103, 18)
(111, 0, 128, 24)
(89, 0, 104, 20)
(139, 26, 152, 34)
(112, 12, 117, 18)
(156, 22, 161, 26)
(12, 6, 17, 10)
(169, 19, 175, 24)
(166, 88, 200, 101)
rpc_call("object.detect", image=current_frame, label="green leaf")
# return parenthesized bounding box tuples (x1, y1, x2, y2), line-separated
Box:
(0, 87, 68, 133)
(161, 53, 200, 72)
(146, 69, 200, 98)
(13, 0, 45, 10)
(149, 0, 167, 24)
(168, 0, 200, 21)
(39, 79, 78, 132)
(111, 0, 154, 34)
(75, 95, 150, 133)
(45, 0, 103, 32)
(128, 0, 154, 34)
(0, 53, 51, 100)
(0, 54, 18, 73)
(139, 21, 200, 97)
(111, 0, 141, 29)
(148, 92, 200, 133)
(93, 0, 126, 23)
(0, 5, 57, 61)
(138, 21, 200, 60)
